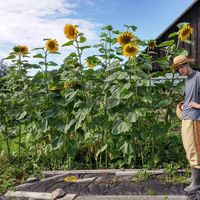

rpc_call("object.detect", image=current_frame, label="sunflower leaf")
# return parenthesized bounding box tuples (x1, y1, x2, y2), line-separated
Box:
(48, 61, 58, 66)
(177, 22, 190, 29)
(33, 53, 44, 59)
(157, 40, 174, 47)
(124, 24, 137, 32)
(62, 41, 74, 47)
(3, 55, 16, 60)
(168, 32, 177, 38)
(31, 47, 44, 51)
(79, 36, 86, 43)
(183, 40, 194, 45)
(112, 30, 120, 34)
(79, 46, 91, 51)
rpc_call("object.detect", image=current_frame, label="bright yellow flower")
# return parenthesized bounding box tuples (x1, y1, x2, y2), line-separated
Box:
(117, 32, 135, 46)
(64, 24, 78, 40)
(86, 60, 95, 69)
(64, 176, 77, 182)
(64, 82, 74, 89)
(45, 39, 59, 53)
(148, 40, 157, 50)
(123, 43, 138, 59)
(19, 45, 29, 55)
(178, 24, 193, 41)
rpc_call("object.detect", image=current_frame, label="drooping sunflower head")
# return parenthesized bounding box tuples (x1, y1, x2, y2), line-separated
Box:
(19, 46, 29, 55)
(13, 45, 29, 55)
(64, 24, 78, 40)
(148, 40, 157, 50)
(45, 39, 59, 53)
(178, 24, 193, 41)
(123, 43, 138, 59)
(117, 32, 135, 46)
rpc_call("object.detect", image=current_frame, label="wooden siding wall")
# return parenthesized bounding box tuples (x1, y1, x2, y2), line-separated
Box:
(153, 0, 200, 70)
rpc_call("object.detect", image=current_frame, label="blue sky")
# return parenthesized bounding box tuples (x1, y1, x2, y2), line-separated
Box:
(0, 0, 195, 60)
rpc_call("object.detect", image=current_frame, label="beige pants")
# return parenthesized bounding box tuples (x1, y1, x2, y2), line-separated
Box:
(182, 120, 200, 168)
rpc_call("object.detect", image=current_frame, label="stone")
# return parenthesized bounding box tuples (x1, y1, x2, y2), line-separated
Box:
(52, 188, 65, 200)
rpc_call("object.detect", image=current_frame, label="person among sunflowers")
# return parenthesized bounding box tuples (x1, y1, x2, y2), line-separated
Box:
(172, 54, 200, 193)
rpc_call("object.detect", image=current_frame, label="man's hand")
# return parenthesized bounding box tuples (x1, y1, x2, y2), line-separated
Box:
(188, 101, 200, 109)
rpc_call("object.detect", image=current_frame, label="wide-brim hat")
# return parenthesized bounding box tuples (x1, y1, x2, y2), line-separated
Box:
(176, 101, 184, 120)
(171, 55, 194, 70)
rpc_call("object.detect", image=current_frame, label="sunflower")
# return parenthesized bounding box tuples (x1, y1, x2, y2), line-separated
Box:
(86, 60, 95, 69)
(64, 176, 77, 182)
(148, 40, 157, 50)
(64, 82, 74, 89)
(117, 32, 135, 46)
(178, 24, 193, 41)
(13, 45, 28, 55)
(123, 43, 138, 59)
(45, 39, 59, 53)
(64, 24, 78, 40)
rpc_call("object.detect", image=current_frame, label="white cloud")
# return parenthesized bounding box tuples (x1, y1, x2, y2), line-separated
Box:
(0, 0, 101, 59)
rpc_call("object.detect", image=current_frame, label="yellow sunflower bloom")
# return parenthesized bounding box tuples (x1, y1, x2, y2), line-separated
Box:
(178, 24, 193, 41)
(117, 32, 135, 46)
(123, 43, 138, 59)
(86, 60, 95, 69)
(45, 39, 59, 53)
(18, 45, 29, 55)
(148, 40, 157, 50)
(64, 24, 78, 40)
(64, 82, 74, 89)
(64, 176, 77, 182)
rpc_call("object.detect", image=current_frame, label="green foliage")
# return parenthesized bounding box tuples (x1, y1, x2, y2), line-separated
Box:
(0, 22, 194, 192)
(132, 170, 152, 182)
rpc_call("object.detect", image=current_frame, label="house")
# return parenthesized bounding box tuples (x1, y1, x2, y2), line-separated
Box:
(154, 0, 200, 70)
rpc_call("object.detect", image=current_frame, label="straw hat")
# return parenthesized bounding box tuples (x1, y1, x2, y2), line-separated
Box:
(176, 101, 184, 120)
(171, 55, 194, 70)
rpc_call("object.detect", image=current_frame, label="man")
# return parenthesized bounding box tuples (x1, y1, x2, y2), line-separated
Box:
(172, 54, 200, 193)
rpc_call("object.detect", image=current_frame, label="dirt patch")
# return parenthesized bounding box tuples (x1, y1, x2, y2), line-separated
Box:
(15, 173, 187, 195)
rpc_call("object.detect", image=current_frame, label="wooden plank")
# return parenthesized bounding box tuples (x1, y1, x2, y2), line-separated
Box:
(43, 169, 121, 177)
(42, 169, 152, 177)
(4, 191, 76, 200)
(75, 195, 188, 200)
(5, 191, 52, 199)
(43, 169, 185, 177)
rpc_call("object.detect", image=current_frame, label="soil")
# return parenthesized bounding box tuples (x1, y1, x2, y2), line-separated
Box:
(60, 174, 186, 195)
(16, 173, 187, 195)
(6, 171, 200, 199)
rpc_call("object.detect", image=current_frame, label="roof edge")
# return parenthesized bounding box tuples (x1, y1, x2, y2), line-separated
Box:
(155, 0, 198, 40)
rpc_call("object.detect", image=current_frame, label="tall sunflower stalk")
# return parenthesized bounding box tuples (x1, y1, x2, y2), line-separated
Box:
(3, 45, 29, 164)
(32, 39, 59, 167)
(169, 23, 193, 124)
(63, 24, 82, 65)
(117, 28, 139, 97)
(14, 45, 29, 164)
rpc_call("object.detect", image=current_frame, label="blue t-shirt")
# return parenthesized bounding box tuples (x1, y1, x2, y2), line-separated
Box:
(183, 71, 200, 120)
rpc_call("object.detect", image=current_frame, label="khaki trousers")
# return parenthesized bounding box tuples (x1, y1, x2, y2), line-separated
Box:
(182, 120, 200, 168)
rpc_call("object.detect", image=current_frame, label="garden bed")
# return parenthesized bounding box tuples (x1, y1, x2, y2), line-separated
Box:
(4, 169, 200, 199)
